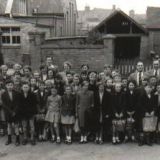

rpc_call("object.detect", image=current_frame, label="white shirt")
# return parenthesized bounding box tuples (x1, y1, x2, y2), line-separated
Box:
(154, 69, 159, 76)
(41, 92, 43, 97)
(99, 92, 104, 104)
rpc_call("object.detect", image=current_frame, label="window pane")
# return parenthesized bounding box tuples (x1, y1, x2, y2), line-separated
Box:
(12, 36, 21, 44)
(1, 27, 10, 33)
(12, 27, 20, 32)
(2, 36, 10, 44)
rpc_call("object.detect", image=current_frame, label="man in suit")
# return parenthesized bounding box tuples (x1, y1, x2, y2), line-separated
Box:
(147, 60, 160, 80)
(128, 61, 148, 86)
(2, 79, 20, 146)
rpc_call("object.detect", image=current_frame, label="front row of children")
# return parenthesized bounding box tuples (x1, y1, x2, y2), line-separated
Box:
(1, 79, 160, 147)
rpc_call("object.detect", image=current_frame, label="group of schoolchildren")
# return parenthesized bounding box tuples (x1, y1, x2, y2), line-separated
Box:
(0, 56, 160, 147)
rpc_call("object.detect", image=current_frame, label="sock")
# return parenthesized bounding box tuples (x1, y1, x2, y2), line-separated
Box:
(80, 136, 84, 141)
(84, 136, 87, 141)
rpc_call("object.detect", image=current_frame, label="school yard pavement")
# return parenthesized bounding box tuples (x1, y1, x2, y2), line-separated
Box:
(0, 137, 160, 160)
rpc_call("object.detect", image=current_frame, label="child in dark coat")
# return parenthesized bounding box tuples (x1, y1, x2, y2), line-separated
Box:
(35, 81, 48, 141)
(111, 83, 126, 144)
(18, 82, 37, 145)
(140, 84, 157, 146)
(2, 80, 20, 146)
(124, 80, 137, 142)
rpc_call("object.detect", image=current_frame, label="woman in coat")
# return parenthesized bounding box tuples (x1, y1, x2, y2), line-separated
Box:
(76, 81, 94, 144)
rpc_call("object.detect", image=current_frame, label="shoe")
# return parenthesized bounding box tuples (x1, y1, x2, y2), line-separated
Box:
(22, 139, 27, 145)
(68, 139, 72, 145)
(99, 140, 103, 145)
(146, 137, 152, 146)
(95, 139, 99, 144)
(50, 136, 55, 143)
(15, 136, 20, 146)
(79, 136, 84, 144)
(79, 140, 83, 144)
(56, 138, 61, 144)
(64, 139, 68, 144)
(112, 137, 116, 145)
(116, 137, 120, 144)
(31, 139, 36, 146)
(5, 135, 12, 145)
(83, 136, 88, 144)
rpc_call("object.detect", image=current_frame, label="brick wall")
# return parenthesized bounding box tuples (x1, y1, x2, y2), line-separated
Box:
(41, 47, 105, 72)
(28, 33, 115, 71)
(0, 17, 51, 65)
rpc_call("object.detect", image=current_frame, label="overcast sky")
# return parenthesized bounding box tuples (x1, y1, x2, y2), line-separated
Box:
(76, 0, 160, 13)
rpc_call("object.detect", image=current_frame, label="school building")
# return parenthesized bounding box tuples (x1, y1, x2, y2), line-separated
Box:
(0, 2, 160, 73)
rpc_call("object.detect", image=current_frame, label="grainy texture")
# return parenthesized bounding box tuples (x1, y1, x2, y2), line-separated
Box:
(0, 137, 160, 160)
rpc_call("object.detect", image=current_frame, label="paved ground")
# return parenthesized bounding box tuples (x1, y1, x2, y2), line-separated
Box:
(0, 137, 160, 160)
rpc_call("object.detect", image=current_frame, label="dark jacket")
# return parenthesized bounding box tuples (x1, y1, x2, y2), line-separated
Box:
(1, 90, 19, 122)
(36, 90, 48, 114)
(153, 93, 160, 118)
(61, 94, 76, 116)
(94, 90, 112, 120)
(141, 92, 156, 115)
(111, 91, 126, 117)
(125, 90, 137, 112)
(18, 91, 37, 120)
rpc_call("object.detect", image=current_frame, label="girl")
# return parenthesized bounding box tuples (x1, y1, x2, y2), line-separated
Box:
(47, 69, 55, 85)
(124, 80, 137, 143)
(45, 87, 62, 143)
(76, 81, 94, 144)
(112, 83, 126, 144)
(61, 85, 76, 144)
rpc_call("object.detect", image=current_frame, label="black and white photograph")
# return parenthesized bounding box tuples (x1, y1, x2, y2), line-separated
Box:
(0, 0, 160, 159)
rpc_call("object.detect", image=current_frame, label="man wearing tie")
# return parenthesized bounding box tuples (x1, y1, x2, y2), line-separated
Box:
(147, 60, 160, 80)
(128, 61, 148, 86)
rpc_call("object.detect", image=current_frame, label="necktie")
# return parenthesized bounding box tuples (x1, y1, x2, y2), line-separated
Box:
(139, 72, 142, 86)
(155, 70, 158, 76)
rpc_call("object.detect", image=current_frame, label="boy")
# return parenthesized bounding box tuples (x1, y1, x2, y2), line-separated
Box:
(18, 82, 37, 145)
(2, 79, 20, 146)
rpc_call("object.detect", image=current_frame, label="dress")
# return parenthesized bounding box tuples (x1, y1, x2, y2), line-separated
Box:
(45, 95, 61, 123)
(76, 90, 94, 128)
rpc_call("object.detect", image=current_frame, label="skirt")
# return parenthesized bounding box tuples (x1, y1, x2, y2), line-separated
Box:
(45, 111, 60, 123)
(61, 115, 75, 125)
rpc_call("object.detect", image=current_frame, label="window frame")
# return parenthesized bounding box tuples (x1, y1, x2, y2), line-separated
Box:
(0, 26, 21, 46)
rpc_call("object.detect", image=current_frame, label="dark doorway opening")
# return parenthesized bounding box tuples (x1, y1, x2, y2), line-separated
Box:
(115, 36, 141, 60)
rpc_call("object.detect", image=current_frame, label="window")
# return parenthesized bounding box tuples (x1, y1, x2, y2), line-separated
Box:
(19, 0, 27, 15)
(0, 27, 21, 45)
